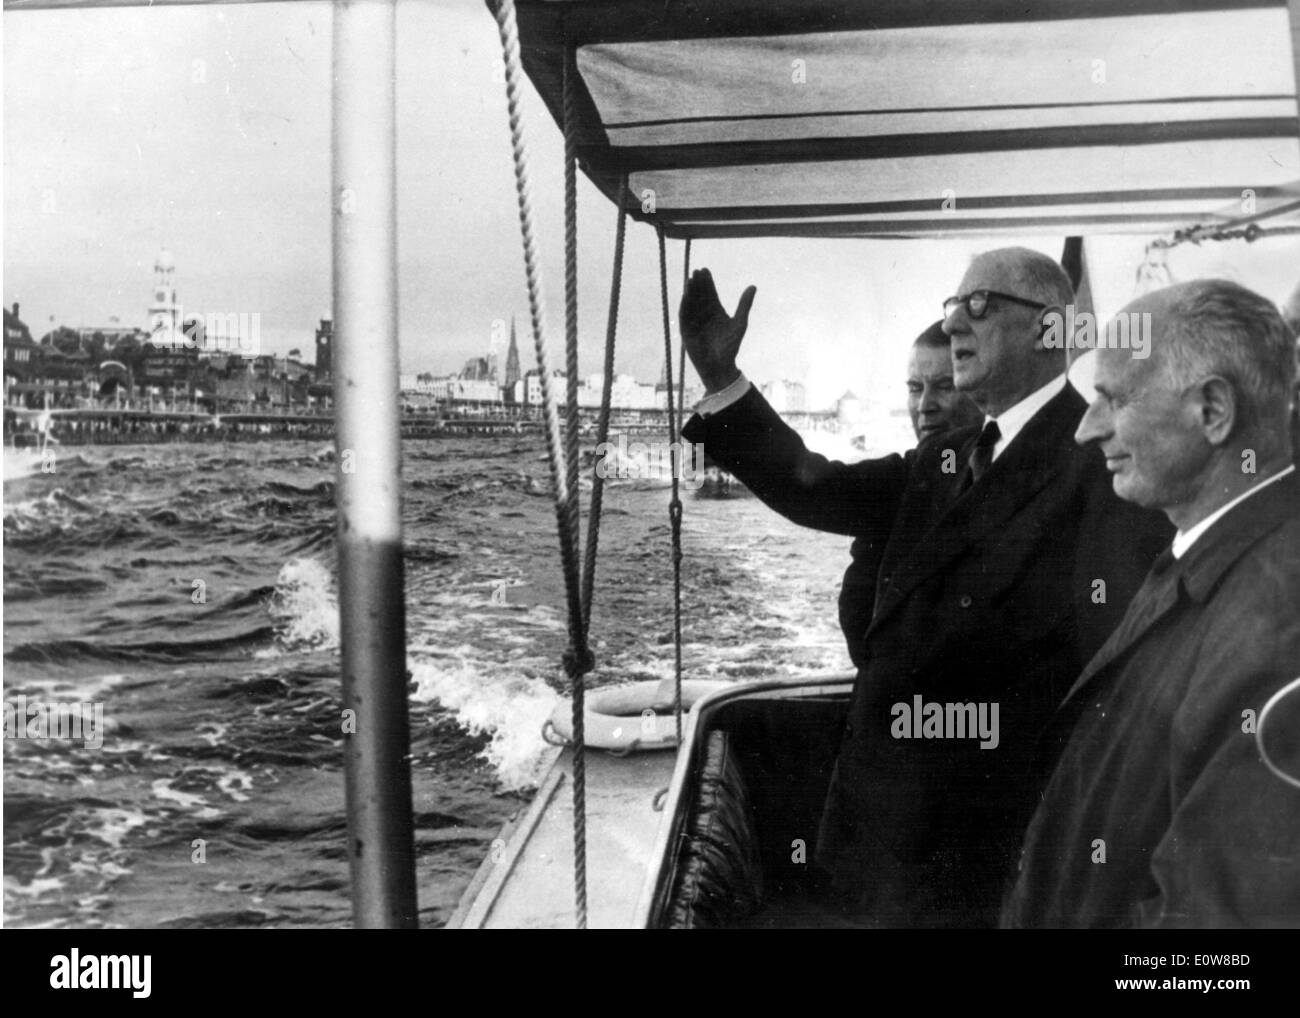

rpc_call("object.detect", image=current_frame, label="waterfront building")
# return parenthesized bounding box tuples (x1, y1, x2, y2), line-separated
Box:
(4, 303, 36, 368)
(760, 379, 807, 414)
(4, 245, 332, 413)
(835, 390, 863, 428)
(77, 323, 143, 349)
(524, 368, 568, 406)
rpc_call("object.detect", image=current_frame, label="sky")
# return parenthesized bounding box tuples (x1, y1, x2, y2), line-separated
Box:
(3, 0, 1300, 411)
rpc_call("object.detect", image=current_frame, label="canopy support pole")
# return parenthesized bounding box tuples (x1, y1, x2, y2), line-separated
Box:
(656, 226, 685, 743)
(677, 239, 691, 436)
(332, 0, 417, 929)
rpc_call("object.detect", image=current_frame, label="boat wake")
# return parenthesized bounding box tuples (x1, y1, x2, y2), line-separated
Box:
(409, 653, 561, 792)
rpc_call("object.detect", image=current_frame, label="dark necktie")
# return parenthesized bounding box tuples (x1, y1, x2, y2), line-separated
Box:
(970, 420, 1001, 482)
(958, 420, 1001, 494)
(1149, 544, 1177, 577)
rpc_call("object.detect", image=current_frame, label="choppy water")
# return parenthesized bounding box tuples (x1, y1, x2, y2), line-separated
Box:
(2, 435, 862, 928)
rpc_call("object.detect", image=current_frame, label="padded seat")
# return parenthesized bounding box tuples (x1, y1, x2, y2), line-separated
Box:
(664, 729, 764, 928)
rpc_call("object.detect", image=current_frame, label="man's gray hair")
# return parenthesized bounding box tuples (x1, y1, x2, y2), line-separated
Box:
(993, 247, 1074, 307)
(1281, 278, 1300, 342)
(1157, 279, 1295, 435)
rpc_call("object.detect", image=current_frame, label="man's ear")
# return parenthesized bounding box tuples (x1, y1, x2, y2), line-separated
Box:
(1196, 375, 1237, 445)
(1033, 304, 1067, 352)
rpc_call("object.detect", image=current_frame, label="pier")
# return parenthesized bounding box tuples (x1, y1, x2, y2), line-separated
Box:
(5, 404, 843, 445)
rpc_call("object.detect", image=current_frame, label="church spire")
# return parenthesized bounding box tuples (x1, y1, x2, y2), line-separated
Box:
(504, 315, 521, 388)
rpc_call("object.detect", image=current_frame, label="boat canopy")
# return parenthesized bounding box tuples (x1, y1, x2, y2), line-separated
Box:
(505, 0, 1300, 239)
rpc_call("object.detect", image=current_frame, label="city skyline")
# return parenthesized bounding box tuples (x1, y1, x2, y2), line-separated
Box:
(9, 245, 830, 403)
(5, 0, 1300, 411)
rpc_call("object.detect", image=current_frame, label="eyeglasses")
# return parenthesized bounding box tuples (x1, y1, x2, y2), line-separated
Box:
(943, 290, 1046, 320)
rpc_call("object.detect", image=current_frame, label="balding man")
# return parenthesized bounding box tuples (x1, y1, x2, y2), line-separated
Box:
(680, 247, 1172, 926)
(840, 321, 981, 666)
(1003, 280, 1300, 928)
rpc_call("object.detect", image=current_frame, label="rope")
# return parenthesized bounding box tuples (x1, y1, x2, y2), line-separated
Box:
(492, 0, 590, 928)
(560, 33, 588, 932)
(582, 179, 628, 629)
(1139, 209, 1300, 294)
(657, 225, 686, 743)
(1149, 203, 1300, 252)
(563, 45, 582, 554)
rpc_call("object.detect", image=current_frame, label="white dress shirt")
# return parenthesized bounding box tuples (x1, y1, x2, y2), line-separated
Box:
(694, 372, 754, 418)
(981, 374, 1065, 462)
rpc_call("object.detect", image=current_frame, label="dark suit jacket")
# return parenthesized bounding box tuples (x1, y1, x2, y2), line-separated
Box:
(683, 383, 1172, 926)
(1003, 470, 1300, 928)
(839, 533, 887, 669)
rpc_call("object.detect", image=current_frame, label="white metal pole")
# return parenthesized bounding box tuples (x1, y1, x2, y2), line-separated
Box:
(332, 0, 417, 929)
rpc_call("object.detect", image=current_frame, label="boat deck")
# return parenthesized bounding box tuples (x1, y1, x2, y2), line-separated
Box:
(448, 746, 676, 929)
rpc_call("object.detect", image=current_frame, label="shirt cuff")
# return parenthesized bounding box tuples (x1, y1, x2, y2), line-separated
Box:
(694, 373, 751, 418)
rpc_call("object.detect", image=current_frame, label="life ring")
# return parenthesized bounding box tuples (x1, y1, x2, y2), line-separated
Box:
(1257, 674, 1300, 791)
(543, 679, 729, 753)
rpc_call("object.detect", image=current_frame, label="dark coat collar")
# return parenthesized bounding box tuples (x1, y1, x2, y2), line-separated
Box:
(1177, 467, 1298, 603)
(871, 384, 1085, 623)
(1062, 467, 1300, 707)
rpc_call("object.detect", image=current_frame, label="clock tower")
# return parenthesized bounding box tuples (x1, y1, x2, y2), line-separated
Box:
(148, 249, 180, 346)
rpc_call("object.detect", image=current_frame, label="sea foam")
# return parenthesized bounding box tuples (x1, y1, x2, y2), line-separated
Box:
(266, 557, 339, 652)
(409, 652, 561, 792)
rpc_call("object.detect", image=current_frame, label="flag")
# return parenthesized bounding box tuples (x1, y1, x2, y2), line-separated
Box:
(1060, 236, 1095, 365)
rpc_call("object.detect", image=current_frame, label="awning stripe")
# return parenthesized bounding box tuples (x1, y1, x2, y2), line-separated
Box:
(603, 95, 1299, 131)
(654, 187, 1299, 222)
(603, 94, 1300, 129)
(672, 213, 1258, 239)
(522, 0, 1288, 46)
(596, 120, 1299, 172)
(507, 0, 1300, 238)
(605, 102, 1299, 148)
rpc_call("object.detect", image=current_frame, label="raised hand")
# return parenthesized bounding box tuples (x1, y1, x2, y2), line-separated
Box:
(679, 268, 756, 393)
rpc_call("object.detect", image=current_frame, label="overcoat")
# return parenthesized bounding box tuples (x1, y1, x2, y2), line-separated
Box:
(684, 383, 1172, 925)
(1003, 470, 1300, 928)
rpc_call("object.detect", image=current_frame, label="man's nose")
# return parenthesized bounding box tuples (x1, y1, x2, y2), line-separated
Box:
(1074, 398, 1109, 447)
(941, 306, 967, 336)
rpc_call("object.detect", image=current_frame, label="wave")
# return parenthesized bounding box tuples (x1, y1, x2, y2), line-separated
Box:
(3, 573, 111, 602)
(5, 627, 278, 664)
(410, 652, 562, 792)
(5, 487, 336, 552)
(266, 557, 339, 653)
(264, 479, 334, 498)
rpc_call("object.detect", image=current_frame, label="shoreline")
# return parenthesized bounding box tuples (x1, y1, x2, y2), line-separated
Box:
(2, 414, 698, 447)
